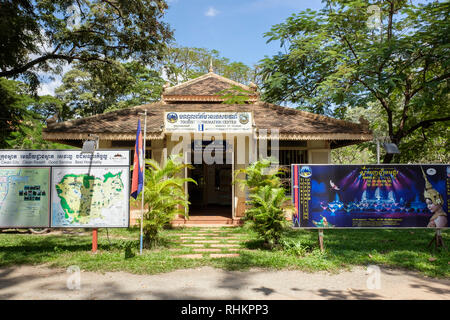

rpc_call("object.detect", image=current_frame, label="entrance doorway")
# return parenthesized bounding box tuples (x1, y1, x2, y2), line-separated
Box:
(187, 153, 232, 218)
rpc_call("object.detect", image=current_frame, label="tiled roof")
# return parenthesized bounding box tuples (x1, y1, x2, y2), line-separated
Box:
(163, 72, 252, 96)
(162, 72, 258, 102)
(43, 71, 372, 142)
(43, 101, 371, 140)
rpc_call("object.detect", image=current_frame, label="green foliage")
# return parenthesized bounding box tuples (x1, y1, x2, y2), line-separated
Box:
(234, 158, 282, 192)
(162, 45, 260, 85)
(0, 0, 172, 91)
(217, 85, 253, 104)
(332, 102, 450, 164)
(136, 155, 196, 248)
(332, 144, 375, 164)
(259, 1, 450, 163)
(395, 122, 450, 164)
(54, 45, 260, 117)
(1, 0, 173, 145)
(8, 120, 72, 150)
(0, 77, 72, 149)
(236, 159, 292, 248)
(0, 228, 449, 278)
(279, 238, 312, 257)
(332, 104, 379, 164)
(116, 240, 136, 259)
(56, 61, 165, 117)
(0, 78, 34, 148)
(244, 185, 291, 248)
(30, 94, 72, 122)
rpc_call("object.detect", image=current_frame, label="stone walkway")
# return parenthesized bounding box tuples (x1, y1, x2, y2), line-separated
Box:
(166, 227, 248, 259)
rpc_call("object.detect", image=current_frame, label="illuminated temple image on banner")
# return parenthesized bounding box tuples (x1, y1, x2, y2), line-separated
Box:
(292, 165, 449, 228)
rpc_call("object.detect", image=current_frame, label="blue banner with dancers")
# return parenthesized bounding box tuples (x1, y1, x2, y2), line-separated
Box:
(291, 164, 449, 228)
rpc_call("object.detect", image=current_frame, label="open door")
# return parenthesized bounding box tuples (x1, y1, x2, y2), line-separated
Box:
(186, 143, 233, 218)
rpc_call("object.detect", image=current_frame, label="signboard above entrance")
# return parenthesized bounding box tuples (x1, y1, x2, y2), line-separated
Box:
(192, 140, 231, 152)
(164, 112, 252, 133)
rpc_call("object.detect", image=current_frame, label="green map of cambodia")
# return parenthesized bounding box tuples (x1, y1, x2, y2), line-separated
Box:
(55, 172, 124, 224)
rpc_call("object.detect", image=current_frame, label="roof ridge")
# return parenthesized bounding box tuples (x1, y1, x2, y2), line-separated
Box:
(208, 73, 251, 91)
(164, 72, 250, 95)
(257, 101, 368, 131)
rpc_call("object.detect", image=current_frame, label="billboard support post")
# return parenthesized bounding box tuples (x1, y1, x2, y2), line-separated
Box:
(92, 228, 98, 253)
(428, 229, 446, 251)
(318, 229, 324, 252)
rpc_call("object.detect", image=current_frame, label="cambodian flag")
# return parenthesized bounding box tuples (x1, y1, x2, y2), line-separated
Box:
(131, 120, 144, 199)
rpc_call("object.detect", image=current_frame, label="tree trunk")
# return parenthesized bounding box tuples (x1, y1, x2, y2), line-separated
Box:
(382, 153, 394, 164)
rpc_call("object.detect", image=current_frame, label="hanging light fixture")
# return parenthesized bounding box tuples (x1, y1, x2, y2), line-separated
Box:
(382, 142, 400, 154)
(82, 134, 99, 153)
(375, 137, 400, 164)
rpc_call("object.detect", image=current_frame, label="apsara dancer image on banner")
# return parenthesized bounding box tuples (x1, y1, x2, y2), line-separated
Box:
(292, 164, 448, 228)
(422, 167, 448, 228)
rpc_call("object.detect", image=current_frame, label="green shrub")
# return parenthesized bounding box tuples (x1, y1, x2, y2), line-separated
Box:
(133, 155, 196, 248)
(236, 158, 293, 249)
(118, 240, 136, 259)
(279, 238, 312, 256)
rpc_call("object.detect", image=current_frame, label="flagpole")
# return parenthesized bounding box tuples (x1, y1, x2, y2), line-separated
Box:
(140, 110, 147, 255)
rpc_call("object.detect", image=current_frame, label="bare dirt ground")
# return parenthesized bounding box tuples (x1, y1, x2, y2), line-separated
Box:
(0, 265, 449, 300)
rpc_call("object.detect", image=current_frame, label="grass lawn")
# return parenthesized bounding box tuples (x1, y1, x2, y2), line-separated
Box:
(0, 227, 448, 278)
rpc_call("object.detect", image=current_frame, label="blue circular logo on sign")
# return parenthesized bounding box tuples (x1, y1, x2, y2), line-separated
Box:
(239, 113, 249, 124)
(300, 166, 312, 178)
(167, 112, 178, 123)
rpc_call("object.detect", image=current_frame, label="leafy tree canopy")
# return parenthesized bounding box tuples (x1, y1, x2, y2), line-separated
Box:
(54, 46, 259, 118)
(0, 0, 172, 90)
(0, 78, 72, 149)
(332, 102, 450, 164)
(0, 78, 34, 148)
(259, 0, 449, 163)
(55, 60, 165, 117)
(162, 45, 261, 85)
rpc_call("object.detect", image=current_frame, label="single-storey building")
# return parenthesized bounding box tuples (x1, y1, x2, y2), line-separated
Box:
(43, 70, 372, 225)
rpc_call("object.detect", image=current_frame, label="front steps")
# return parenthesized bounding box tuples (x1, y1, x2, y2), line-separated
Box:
(171, 215, 243, 227)
(130, 210, 243, 227)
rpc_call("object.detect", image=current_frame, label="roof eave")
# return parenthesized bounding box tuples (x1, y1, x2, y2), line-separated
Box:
(42, 131, 165, 141)
(162, 95, 258, 103)
(43, 131, 372, 142)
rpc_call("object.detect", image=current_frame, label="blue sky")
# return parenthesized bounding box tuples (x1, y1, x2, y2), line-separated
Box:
(163, 0, 324, 66)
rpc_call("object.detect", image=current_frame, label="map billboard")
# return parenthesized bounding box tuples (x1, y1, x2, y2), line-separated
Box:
(0, 150, 130, 228)
(0, 167, 50, 228)
(291, 164, 449, 228)
(51, 167, 129, 228)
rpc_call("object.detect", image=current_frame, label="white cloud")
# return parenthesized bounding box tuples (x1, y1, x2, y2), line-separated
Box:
(37, 62, 72, 96)
(37, 78, 62, 96)
(205, 6, 219, 17)
(238, 0, 308, 13)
